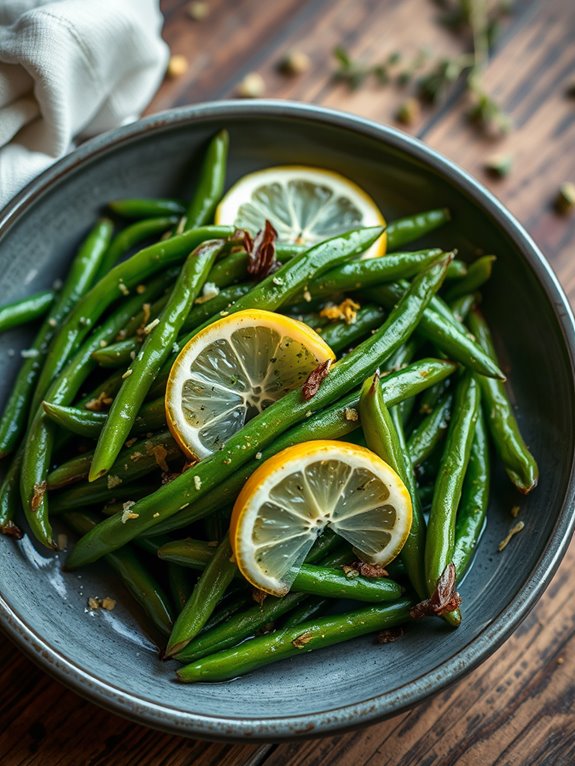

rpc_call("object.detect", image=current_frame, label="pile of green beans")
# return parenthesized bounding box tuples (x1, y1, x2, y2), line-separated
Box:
(0, 130, 538, 683)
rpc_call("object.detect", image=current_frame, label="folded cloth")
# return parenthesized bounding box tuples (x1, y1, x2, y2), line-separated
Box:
(0, 0, 169, 210)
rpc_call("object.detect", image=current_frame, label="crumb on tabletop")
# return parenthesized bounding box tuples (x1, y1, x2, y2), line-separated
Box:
(278, 50, 311, 76)
(186, 1, 209, 21)
(167, 55, 189, 79)
(236, 72, 265, 98)
(555, 182, 575, 215)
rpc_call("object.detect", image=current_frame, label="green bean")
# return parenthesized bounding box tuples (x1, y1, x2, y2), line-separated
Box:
(386, 209, 451, 251)
(20, 278, 174, 547)
(177, 599, 412, 682)
(0, 449, 23, 538)
(168, 564, 195, 612)
(296, 249, 445, 302)
(201, 591, 254, 633)
(318, 305, 385, 354)
(364, 282, 504, 379)
(444, 260, 468, 280)
(30, 225, 233, 417)
(184, 130, 229, 229)
(359, 374, 426, 598)
(90, 238, 226, 481)
(47, 430, 180, 490)
(95, 217, 179, 279)
(165, 536, 237, 656)
(158, 538, 400, 603)
(449, 293, 476, 323)
(444, 255, 495, 302)
(425, 373, 480, 624)
(282, 598, 330, 628)
(67, 256, 451, 567)
(148, 358, 457, 537)
(64, 510, 173, 637)
(108, 198, 186, 219)
(407, 392, 453, 468)
(42, 396, 166, 440)
(452, 410, 490, 579)
(91, 284, 250, 369)
(0, 290, 55, 333)
(173, 545, 348, 662)
(467, 309, 538, 493)
(0, 219, 113, 458)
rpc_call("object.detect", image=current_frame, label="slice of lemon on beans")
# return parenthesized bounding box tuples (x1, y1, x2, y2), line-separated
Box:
(165, 309, 335, 461)
(230, 440, 413, 596)
(215, 165, 386, 258)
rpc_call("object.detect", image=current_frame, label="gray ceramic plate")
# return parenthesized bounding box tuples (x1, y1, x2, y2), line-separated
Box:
(0, 101, 574, 742)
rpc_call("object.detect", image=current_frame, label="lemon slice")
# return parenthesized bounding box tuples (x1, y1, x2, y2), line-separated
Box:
(166, 310, 335, 460)
(230, 440, 413, 596)
(215, 165, 386, 258)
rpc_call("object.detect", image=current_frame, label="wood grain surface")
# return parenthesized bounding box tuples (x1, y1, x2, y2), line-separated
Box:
(1, 1, 574, 763)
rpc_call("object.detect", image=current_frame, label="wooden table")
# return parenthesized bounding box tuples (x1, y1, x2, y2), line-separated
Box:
(2, 1, 574, 763)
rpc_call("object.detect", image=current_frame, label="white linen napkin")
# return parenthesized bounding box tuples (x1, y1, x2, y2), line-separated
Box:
(0, 0, 169, 209)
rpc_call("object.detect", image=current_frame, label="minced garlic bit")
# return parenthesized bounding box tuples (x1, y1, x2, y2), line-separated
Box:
(193, 475, 202, 491)
(20, 348, 40, 359)
(303, 289, 312, 303)
(272, 276, 284, 286)
(121, 368, 133, 379)
(219, 310, 229, 317)
(344, 407, 359, 422)
(255, 451, 263, 460)
(195, 282, 220, 304)
(118, 281, 130, 296)
(143, 317, 160, 335)
(320, 298, 360, 325)
(107, 474, 123, 490)
(85, 391, 113, 412)
(121, 501, 139, 524)
(498, 520, 525, 552)
(153, 512, 160, 518)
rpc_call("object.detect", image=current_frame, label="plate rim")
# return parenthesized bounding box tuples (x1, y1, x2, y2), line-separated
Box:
(1, 99, 574, 741)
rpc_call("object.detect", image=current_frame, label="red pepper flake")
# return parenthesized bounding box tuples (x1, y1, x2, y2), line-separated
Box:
(247, 220, 278, 280)
(0, 520, 23, 539)
(376, 626, 405, 644)
(410, 563, 461, 619)
(302, 359, 332, 401)
(31, 482, 47, 512)
(231, 227, 254, 255)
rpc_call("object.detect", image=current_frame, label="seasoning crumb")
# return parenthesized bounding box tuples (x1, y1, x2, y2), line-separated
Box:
(511, 504, 521, 518)
(48, 317, 58, 327)
(292, 632, 313, 649)
(88, 596, 117, 611)
(252, 589, 267, 606)
(150, 443, 170, 472)
(272, 276, 284, 286)
(255, 451, 263, 460)
(342, 564, 360, 579)
(219, 310, 229, 317)
(167, 54, 189, 78)
(498, 520, 525, 552)
(99, 340, 108, 348)
(124, 438, 137, 449)
(107, 475, 123, 490)
(557, 656, 565, 666)
(195, 282, 220, 304)
(153, 512, 160, 518)
(376, 626, 405, 644)
(121, 500, 139, 523)
(193, 475, 202, 491)
(136, 284, 146, 294)
(320, 298, 360, 325)
(236, 72, 265, 98)
(303, 289, 312, 303)
(344, 407, 359, 422)
(143, 318, 160, 335)
(118, 281, 130, 296)
(85, 391, 113, 411)
(121, 368, 133, 379)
